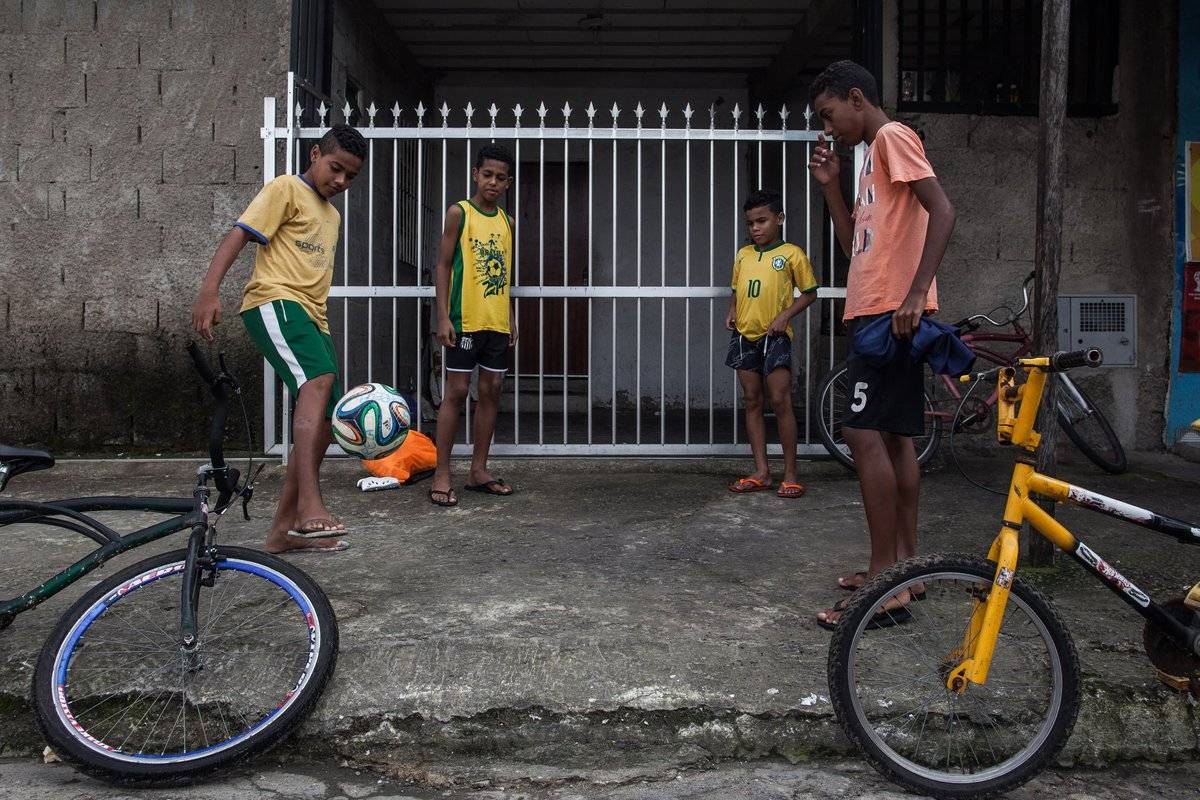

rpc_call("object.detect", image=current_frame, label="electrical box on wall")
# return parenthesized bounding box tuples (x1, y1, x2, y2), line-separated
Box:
(1057, 295, 1137, 366)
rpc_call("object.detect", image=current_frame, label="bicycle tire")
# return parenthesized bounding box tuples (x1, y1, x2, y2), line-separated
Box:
(1055, 377, 1127, 474)
(815, 361, 942, 472)
(33, 545, 338, 785)
(828, 554, 1080, 799)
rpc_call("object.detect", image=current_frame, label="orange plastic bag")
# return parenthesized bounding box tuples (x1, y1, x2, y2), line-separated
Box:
(361, 429, 437, 484)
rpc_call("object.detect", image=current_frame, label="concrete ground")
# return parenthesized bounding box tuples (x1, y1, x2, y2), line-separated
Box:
(2, 451, 1200, 784)
(3, 756, 1200, 800)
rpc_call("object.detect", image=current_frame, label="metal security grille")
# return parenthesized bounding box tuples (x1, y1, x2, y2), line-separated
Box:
(1078, 301, 1126, 333)
(260, 74, 850, 457)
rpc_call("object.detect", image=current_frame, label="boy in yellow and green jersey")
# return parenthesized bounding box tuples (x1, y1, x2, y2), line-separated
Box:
(191, 124, 366, 554)
(724, 189, 818, 499)
(431, 144, 518, 507)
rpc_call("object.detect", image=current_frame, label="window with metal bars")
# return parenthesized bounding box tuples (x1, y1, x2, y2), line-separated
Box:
(290, 0, 333, 125)
(897, 0, 1119, 116)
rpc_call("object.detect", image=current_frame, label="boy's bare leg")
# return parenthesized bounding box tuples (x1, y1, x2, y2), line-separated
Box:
(882, 432, 919, 561)
(766, 368, 798, 484)
(843, 426, 901, 577)
(737, 369, 770, 482)
(431, 371, 471, 501)
(467, 369, 510, 491)
(264, 374, 344, 552)
(883, 431, 923, 594)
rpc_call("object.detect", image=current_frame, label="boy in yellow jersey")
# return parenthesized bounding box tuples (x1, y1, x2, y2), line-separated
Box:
(724, 189, 818, 498)
(430, 144, 518, 507)
(191, 124, 365, 554)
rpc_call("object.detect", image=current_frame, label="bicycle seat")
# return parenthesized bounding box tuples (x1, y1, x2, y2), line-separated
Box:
(0, 445, 55, 478)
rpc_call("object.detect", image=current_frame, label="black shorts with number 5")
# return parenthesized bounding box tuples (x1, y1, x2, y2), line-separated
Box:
(843, 314, 926, 437)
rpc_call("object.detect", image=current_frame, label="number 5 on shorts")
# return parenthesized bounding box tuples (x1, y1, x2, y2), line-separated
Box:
(851, 381, 868, 413)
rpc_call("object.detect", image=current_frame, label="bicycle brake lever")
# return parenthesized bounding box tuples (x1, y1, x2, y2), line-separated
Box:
(240, 464, 266, 520)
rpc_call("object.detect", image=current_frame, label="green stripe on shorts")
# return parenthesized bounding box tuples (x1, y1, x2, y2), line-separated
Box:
(242, 299, 341, 417)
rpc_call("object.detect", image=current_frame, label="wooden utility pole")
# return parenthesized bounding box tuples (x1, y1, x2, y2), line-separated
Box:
(1029, 0, 1071, 566)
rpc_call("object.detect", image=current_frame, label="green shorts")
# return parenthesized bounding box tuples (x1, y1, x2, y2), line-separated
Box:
(242, 299, 341, 418)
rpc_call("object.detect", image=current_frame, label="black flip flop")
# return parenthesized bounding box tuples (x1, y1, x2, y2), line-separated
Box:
(464, 479, 513, 496)
(428, 488, 458, 507)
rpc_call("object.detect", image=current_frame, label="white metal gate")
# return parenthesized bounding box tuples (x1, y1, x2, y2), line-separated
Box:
(261, 75, 850, 457)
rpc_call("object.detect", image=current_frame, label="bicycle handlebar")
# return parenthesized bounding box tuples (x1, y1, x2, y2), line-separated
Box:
(1049, 348, 1104, 371)
(187, 343, 228, 471)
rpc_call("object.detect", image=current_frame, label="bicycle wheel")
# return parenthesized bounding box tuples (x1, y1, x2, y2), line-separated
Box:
(1055, 376, 1127, 474)
(815, 361, 942, 473)
(33, 546, 338, 784)
(828, 554, 1080, 799)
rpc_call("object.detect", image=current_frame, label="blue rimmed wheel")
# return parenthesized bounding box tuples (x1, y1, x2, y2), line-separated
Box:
(33, 546, 337, 784)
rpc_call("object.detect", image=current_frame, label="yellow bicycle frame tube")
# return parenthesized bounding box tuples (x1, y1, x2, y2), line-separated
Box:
(946, 360, 1080, 691)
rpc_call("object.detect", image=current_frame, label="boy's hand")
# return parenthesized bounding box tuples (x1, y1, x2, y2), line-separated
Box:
(192, 290, 221, 341)
(725, 309, 737, 331)
(509, 322, 518, 347)
(808, 133, 840, 185)
(892, 290, 927, 339)
(436, 317, 457, 348)
(766, 314, 790, 337)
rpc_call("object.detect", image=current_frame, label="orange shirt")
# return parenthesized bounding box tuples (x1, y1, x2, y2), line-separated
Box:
(843, 121, 939, 321)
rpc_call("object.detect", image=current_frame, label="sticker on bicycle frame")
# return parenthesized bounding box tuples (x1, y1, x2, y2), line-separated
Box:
(1074, 543, 1151, 607)
(1067, 486, 1155, 524)
(995, 567, 1014, 589)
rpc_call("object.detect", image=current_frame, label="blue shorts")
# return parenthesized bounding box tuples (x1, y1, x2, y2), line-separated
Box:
(725, 332, 792, 374)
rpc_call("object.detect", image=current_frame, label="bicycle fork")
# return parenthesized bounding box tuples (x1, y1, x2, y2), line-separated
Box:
(179, 487, 219, 666)
(946, 463, 1080, 692)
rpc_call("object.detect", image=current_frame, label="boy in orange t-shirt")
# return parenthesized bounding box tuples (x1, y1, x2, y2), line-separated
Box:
(807, 61, 956, 629)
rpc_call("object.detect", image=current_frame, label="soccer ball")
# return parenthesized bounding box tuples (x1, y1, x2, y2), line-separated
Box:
(331, 383, 411, 459)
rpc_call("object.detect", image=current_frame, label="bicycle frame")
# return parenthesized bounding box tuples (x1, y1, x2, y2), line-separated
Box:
(946, 362, 1200, 692)
(0, 495, 201, 621)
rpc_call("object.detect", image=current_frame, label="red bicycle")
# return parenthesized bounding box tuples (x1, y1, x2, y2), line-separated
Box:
(816, 274, 1127, 475)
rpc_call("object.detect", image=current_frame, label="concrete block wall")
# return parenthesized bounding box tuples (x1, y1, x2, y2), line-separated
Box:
(1, 0, 291, 451)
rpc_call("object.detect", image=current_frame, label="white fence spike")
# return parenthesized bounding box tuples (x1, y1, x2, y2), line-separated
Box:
(634, 102, 644, 126)
(658, 102, 668, 124)
(586, 101, 597, 123)
(562, 101, 572, 122)
(415, 101, 426, 126)
(391, 101, 401, 124)
(488, 102, 499, 120)
(610, 102, 620, 123)
(294, 102, 303, 126)
(803, 104, 813, 128)
(318, 101, 328, 127)
(342, 100, 353, 124)
(755, 103, 765, 127)
(683, 102, 694, 122)
(536, 102, 548, 125)
(731, 103, 741, 125)
(779, 104, 790, 126)
(513, 103, 524, 125)
(439, 101, 450, 127)
(464, 101, 474, 122)
(367, 101, 378, 127)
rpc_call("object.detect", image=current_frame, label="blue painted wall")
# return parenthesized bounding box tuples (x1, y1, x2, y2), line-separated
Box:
(1168, 0, 1200, 442)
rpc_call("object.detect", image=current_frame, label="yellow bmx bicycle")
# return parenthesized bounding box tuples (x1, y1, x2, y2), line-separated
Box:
(827, 349, 1200, 798)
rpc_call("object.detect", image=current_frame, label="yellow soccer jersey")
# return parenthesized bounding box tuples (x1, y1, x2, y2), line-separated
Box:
(237, 175, 341, 333)
(449, 200, 513, 334)
(730, 241, 817, 340)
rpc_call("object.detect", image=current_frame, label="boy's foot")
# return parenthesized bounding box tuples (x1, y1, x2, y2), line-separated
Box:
(837, 571, 869, 591)
(466, 469, 513, 495)
(268, 540, 350, 556)
(429, 488, 458, 507)
(728, 476, 773, 493)
(288, 518, 350, 539)
(265, 531, 349, 555)
(816, 593, 915, 631)
(776, 481, 806, 498)
(464, 478, 513, 496)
